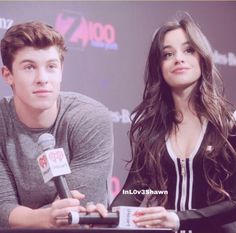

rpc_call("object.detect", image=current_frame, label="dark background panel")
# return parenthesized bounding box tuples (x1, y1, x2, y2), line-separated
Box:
(0, 1, 235, 198)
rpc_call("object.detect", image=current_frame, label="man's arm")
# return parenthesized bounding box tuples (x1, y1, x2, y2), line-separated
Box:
(9, 206, 52, 228)
(9, 197, 82, 228)
(67, 103, 114, 206)
(0, 146, 85, 228)
(0, 154, 20, 227)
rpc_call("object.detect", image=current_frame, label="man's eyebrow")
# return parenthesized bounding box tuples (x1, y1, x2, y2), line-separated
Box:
(47, 59, 60, 63)
(19, 59, 35, 64)
(19, 59, 60, 64)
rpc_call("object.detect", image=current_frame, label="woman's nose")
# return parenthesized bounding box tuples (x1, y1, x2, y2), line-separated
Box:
(174, 51, 185, 64)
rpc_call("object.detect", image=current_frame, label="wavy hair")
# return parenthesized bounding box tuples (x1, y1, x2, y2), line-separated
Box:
(129, 13, 236, 206)
(1, 21, 67, 72)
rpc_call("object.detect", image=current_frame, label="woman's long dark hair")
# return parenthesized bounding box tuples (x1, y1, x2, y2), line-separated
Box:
(129, 13, 236, 206)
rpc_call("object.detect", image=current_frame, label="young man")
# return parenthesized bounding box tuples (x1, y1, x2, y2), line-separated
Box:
(0, 21, 114, 228)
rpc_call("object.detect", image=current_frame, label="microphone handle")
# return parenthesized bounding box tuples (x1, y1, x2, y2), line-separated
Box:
(68, 211, 119, 225)
(53, 175, 72, 199)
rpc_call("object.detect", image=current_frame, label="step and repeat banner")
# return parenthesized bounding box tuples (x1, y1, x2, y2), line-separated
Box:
(0, 1, 236, 199)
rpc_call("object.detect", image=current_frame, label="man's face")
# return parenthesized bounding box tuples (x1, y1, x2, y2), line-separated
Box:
(4, 46, 62, 113)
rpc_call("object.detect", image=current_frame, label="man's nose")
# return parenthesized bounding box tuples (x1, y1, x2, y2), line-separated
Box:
(35, 68, 48, 84)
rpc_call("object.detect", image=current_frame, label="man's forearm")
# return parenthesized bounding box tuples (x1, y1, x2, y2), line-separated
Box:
(9, 205, 52, 228)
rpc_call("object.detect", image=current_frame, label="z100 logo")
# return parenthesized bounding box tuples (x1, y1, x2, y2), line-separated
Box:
(55, 12, 118, 51)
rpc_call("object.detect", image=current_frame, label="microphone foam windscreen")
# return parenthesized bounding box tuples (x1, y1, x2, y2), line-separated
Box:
(38, 133, 56, 151)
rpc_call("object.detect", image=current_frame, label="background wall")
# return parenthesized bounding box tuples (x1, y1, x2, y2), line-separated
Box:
(0, 1, 236, 199)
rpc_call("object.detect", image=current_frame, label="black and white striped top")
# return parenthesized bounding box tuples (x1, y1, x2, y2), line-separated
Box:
(165, 120, 207, 233)
(112, 121, 236, 233)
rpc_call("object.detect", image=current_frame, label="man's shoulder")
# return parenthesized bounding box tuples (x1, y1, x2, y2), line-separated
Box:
(0, 96, 12, 104)
(0, 96, 13, 138)
(58, 91, 112, 130)
(59, 91, 108, 110)
(0, 96, 13, 114)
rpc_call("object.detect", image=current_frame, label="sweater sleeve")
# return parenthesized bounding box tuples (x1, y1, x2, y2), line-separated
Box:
(0, 153, 19, 227)
(66, 102, 114, 207)
(177, 200, 236, 230)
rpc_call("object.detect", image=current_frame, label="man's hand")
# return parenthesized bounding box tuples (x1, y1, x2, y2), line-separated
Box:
(85, 202, 108, 218)
(49, 190, 86, 227)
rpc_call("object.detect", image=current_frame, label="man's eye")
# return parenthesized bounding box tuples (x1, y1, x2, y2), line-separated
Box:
(48, 64, 58, 70)
(24, 65, 35, 70)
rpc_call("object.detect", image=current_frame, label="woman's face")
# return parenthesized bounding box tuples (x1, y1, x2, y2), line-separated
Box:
(161, 28, 201, 92)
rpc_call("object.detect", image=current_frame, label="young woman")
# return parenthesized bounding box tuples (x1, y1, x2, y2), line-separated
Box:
(110, 13, 236, 233)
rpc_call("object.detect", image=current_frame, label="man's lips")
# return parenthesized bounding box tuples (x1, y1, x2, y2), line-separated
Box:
(33, 90, 52, 94)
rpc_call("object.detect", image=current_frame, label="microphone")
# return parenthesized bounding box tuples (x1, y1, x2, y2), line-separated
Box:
(37, 133, 72, 199)
(68, 211, 119, 225)
(66, 206, 149, 228)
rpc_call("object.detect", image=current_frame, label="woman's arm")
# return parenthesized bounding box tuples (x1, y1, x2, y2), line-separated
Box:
(132, 200, 236, 231)
(110, 165, 145, 209)
(177, 200, 236, 230)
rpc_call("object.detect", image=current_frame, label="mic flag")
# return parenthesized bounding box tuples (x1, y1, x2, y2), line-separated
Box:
(37, 148, 71, 183)
(37, 133, 72, 198)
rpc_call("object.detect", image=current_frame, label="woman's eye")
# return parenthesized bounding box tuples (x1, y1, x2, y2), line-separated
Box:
(185, 47, 195, 54)
(163, 52, 174, 60)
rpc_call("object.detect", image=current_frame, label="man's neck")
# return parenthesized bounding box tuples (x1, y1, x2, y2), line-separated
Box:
(14, 101, 58, 129)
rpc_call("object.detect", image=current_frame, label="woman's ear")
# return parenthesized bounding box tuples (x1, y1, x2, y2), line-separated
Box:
(1, 66, 13, 85)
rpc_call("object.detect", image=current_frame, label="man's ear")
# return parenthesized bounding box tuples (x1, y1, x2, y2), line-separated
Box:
(1, 66, 13, 85)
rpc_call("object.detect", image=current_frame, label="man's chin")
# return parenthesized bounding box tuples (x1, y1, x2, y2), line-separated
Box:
(33, 102, 58, 112)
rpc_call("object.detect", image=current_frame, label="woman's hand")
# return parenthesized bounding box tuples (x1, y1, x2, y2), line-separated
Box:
(133, 206, 179, 231)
